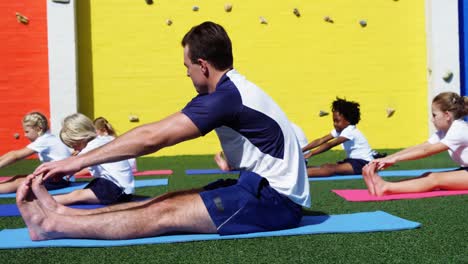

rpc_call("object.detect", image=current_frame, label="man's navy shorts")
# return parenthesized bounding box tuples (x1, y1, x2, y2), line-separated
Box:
(199, 171, 303, 236)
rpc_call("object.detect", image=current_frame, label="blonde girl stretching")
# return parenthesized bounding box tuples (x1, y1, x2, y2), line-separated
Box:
(363, 92, 468, 196)
(52, 113, 135, 205)
(0, 112, 72, 193)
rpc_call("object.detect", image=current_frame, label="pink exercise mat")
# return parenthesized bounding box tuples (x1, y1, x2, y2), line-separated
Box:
(0, 177, 11, 182)
(75, 169, 173, 178)
(332, 189, 468, 202)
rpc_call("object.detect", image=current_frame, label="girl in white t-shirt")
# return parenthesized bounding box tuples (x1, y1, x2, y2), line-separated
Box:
(51, 113, 135, 205)
(363, 92, 468, 196)
(302, 98, 374, 177)
(0, 112, 72, 193)
(93, 117, 137, 171)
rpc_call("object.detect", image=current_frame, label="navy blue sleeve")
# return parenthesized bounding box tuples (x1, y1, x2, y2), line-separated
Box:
(181, 90, 242, 135)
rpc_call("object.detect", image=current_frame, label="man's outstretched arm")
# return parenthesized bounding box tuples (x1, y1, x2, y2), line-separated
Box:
(35, 112, 201, 180)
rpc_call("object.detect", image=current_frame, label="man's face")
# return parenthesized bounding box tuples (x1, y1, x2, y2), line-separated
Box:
(183, 46, 208, 94)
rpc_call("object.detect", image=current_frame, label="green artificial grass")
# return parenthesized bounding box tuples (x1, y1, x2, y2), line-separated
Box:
(0, 150, 465, 263)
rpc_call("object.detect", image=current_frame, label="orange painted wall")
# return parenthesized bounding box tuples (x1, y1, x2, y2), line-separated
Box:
(0, 1, 50, 154)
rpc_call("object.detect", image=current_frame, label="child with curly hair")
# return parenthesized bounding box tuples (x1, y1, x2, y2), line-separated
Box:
(303, 97, 374, 177)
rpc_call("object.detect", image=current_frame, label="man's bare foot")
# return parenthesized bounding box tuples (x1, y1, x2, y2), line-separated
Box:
(16, 178, 58, 241)
(214, 151, 231, 171)
(362, 163, 376, 195)
(16, 176, 33, 204)
(31, 176, 74, 215)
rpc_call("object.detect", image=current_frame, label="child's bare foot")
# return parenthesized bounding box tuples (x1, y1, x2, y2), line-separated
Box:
(368, 168, 388, 197)
(362, 163, 376, 195)
(214, 151, 231, 171)
(16, 178, 59, 241)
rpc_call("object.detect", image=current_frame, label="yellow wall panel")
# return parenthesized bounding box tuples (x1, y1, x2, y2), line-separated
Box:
(77, 0, 427, 156)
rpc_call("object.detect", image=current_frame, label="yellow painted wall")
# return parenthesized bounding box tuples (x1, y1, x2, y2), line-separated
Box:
(77, 0, 428, 156)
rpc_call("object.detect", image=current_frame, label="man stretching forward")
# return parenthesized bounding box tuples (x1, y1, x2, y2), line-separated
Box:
(18, 21, 310, 240)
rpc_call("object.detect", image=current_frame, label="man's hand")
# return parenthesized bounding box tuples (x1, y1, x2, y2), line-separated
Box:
(33, 156, 83, 181)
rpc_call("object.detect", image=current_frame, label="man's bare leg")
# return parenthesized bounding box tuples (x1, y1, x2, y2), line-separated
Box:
(32, 175, 203, 216)
(19, 177, 217, 240)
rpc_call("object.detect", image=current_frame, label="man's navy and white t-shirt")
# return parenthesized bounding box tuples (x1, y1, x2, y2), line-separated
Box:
(182, 69, 311, 208)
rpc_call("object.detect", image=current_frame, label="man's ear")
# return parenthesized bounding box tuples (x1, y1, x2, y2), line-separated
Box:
(198, 59, 209, 75)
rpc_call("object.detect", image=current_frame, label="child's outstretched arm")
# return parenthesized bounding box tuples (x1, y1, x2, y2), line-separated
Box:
(302, 134, 333, 153)
(304, 136, 347, 159)
(0, 148, 36, 169)
(373, 142, 448, 170)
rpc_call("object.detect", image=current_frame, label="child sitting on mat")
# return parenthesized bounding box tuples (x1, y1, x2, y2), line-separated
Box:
(93, 116, 137, 171)
(363, 92, 468, 196)
(302, 97, 375, 177)
(0, 112, 72, 193)
(50, 113, 135, 205)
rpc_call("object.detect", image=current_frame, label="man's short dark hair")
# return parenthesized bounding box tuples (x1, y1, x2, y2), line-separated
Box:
(181, 21, 233, 71)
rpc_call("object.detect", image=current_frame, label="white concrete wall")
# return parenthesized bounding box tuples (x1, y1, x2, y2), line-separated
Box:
(47, 0, 78, 135)
(425, 0, 460, 133)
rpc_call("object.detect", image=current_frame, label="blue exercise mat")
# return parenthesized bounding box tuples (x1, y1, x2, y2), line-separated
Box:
(186, 168, 456, 178)
(185, 169, 240, 175)
(0, 178, 168, 198)
(0, 203, 105, 217)
(0, 211, 420, 249)
(0, 196, 150, 217)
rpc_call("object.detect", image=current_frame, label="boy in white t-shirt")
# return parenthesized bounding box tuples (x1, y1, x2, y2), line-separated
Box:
(363, 92, 468, 196)
(302, 98, 374, 177)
